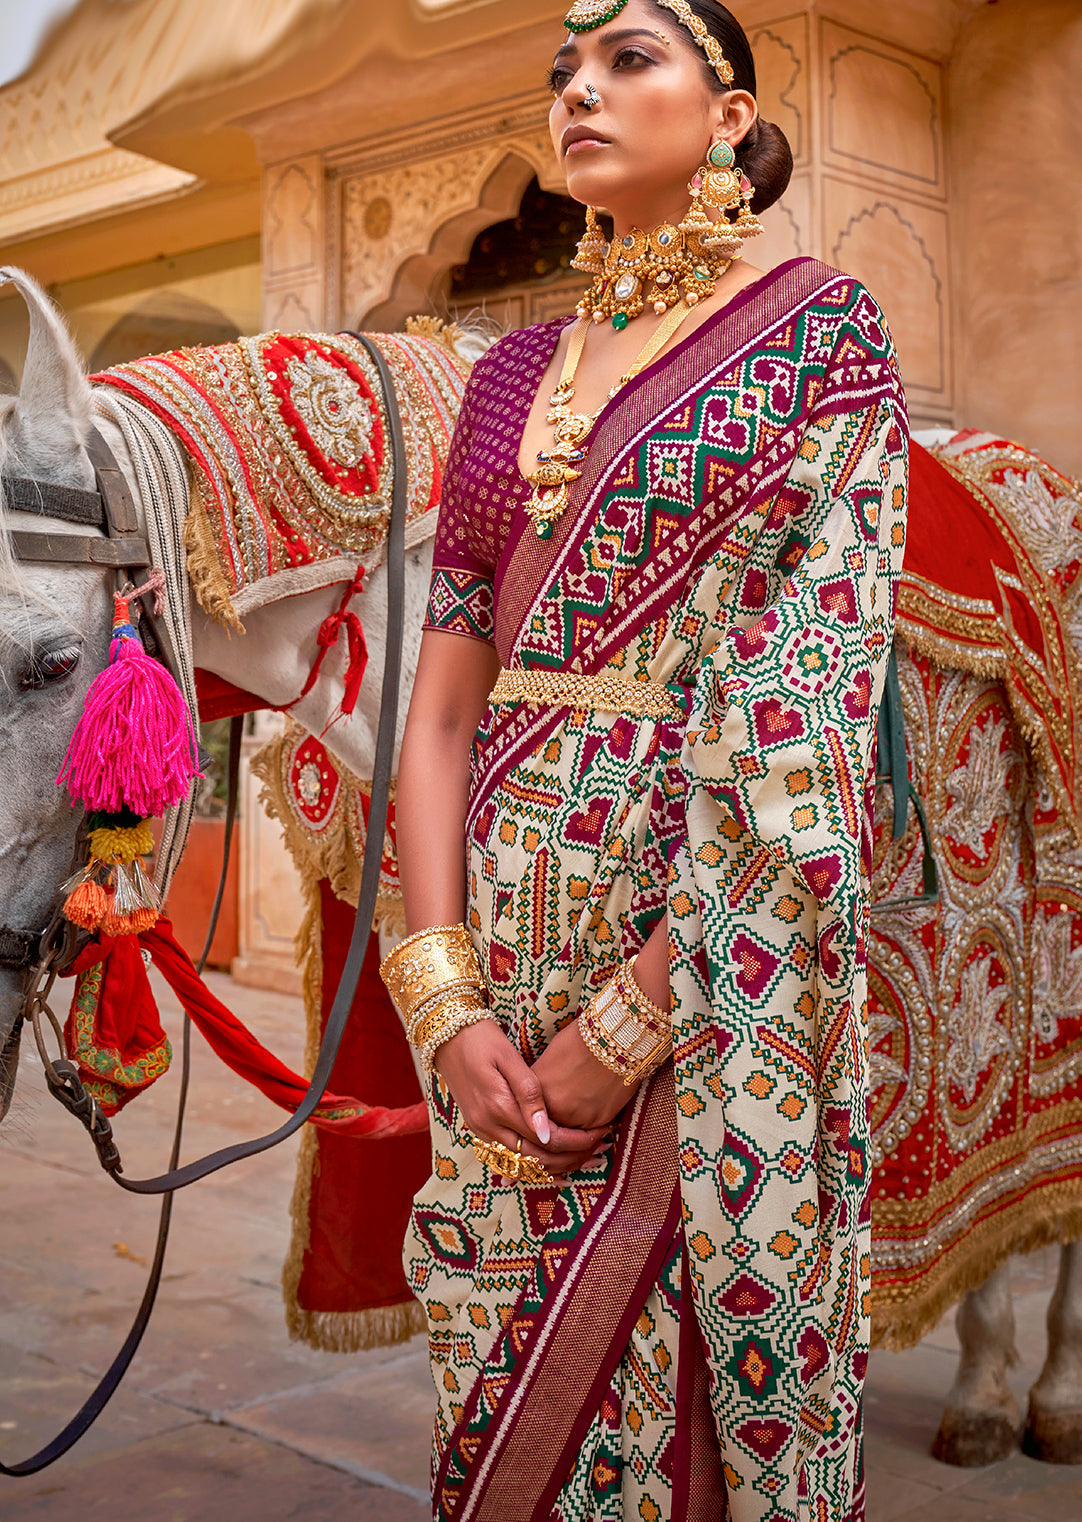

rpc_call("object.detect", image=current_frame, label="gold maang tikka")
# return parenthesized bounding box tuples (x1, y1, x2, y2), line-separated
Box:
(564, 0, 734, 89)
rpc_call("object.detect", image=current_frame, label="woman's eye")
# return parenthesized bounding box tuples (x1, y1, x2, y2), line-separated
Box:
(20, 645, 81, 691)
(548, 65, 573, 94)
(613, 47, 650, 69)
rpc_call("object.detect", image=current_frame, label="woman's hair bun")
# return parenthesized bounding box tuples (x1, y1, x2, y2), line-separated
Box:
(738, 117, 793, 215)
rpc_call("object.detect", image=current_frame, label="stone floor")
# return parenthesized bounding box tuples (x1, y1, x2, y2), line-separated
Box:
(0, 970, 1078, 1520)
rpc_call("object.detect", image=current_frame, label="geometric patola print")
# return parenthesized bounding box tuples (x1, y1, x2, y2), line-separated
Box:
(412, 259, 910, 1522)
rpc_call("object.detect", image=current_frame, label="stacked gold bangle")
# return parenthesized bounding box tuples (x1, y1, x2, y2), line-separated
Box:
(380, 924, 494, 1074)
(579, 958, 673, 1086)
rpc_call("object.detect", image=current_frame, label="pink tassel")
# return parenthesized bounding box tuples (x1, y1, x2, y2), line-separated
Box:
(58, 593, 198, 817)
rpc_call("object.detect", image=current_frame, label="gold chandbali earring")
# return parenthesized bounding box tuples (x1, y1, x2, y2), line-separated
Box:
(570, 206, 607, 276)
(681, 139, 765, 260)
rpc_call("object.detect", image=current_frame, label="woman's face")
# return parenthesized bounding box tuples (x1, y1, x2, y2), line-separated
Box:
(547, 0, 745, 231)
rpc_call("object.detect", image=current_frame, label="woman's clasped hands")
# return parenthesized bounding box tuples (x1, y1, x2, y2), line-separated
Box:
(434, 1016, 633, 1181)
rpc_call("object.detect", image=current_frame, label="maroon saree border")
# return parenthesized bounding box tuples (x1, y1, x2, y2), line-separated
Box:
(435, 1067, 680, 1522)
(466, 259, 848, 840)
(672, 1247, 729, 1522)
(494, 256, 829, 657)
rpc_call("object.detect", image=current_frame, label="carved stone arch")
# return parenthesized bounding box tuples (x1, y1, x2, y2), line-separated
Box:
(361, 148, 543, 329)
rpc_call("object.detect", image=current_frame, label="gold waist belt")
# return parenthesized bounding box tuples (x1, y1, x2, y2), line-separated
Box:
(490, 668, 681, 721)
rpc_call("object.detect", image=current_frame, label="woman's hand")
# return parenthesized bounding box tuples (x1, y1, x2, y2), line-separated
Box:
(530, 1019, 634, 1132)
(435, 1020, 609, 1177)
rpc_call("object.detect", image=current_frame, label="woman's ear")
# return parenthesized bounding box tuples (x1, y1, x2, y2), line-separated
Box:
(713, 88, 758, 152)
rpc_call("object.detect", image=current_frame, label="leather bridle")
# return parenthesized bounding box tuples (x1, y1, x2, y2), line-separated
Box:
(0, 332, 409, 1474)
(0, 429, 151, 977)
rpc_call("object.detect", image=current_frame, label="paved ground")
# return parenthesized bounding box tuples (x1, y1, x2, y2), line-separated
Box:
(0, 970, 1079, 1520)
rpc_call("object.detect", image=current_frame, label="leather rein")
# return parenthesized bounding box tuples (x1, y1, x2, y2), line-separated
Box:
(0, 333, 409, 1474)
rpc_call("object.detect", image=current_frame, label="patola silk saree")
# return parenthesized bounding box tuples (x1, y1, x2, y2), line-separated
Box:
(406, 258, 909, 1522)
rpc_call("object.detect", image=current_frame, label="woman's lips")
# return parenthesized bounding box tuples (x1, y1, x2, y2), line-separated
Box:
(562, 125, 609, 155)
(565, 136, 609, 156)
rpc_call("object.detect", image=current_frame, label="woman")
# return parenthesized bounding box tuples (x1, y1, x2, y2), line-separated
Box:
(389, 2, 908, 1518)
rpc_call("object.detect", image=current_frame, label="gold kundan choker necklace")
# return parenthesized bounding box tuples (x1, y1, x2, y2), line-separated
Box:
(524, 299, 696, 538)
(575, 218, 732, 330)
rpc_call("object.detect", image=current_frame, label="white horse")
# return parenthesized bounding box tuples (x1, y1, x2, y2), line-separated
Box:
(0, 266, 1079, 1470)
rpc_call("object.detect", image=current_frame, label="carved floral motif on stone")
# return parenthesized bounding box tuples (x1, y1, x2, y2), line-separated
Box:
(339, 129, 554, 324)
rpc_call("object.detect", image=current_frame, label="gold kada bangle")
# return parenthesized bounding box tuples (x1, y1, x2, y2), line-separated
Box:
(379, 923, 485, 1025)
(579, 958, 673, 1086)
(410, 990, 493, 1075)
(380, 923, 495, 1072)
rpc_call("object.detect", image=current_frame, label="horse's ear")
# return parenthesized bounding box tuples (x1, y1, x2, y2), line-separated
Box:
(0, 266, 93, 487)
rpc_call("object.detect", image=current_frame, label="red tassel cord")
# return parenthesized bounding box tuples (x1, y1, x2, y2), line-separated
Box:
(289, 565, 369, 728)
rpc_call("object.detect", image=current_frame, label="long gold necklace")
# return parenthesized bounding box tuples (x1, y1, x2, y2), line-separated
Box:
(524, 299, 696, 539)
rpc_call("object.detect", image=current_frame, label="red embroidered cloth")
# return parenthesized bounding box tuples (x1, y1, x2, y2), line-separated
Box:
(94, 329, 469, 624)
(872, 435, 1082, 1346)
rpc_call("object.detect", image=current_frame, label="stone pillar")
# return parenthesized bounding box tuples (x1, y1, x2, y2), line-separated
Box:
(232, 713, 306, 998)
(950, 0, 1082, 475)
(262, 153, 328, 331)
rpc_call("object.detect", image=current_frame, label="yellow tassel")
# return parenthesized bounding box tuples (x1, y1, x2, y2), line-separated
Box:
(89, 820, 155, 864)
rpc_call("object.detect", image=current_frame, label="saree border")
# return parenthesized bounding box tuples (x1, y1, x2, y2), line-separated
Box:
(496, 257, 832, 652)
(435, 1067, 680, 1522)
(466, 260, 851, 841)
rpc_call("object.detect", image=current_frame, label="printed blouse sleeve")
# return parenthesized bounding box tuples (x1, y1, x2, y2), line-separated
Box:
(423, 366, 496, 646)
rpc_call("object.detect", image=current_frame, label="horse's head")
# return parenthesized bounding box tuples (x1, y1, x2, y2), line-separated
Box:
(0, 268, 114, 1116)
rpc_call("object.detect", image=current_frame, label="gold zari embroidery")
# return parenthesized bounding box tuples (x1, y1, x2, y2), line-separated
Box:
(490, 668, 681, 722)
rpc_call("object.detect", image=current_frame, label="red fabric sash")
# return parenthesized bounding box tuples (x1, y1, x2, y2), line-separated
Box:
(64, 918, 427, 1139)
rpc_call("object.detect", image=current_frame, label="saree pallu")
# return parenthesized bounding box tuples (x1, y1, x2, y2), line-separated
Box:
(405, 258, 909, 1522)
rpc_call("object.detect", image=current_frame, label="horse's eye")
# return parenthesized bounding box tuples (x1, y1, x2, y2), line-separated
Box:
(20, 645, 81, 691)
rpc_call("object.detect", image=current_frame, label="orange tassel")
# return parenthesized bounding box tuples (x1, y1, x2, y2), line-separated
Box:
(64, 880, 109, 931)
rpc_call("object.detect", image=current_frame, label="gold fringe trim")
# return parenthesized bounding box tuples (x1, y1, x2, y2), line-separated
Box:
(872, 1198, 1082, 1352)
(405, 313, 471, 364)
(281, 873, 324, 1347)
(250, 722, 401, 915)
(182, 467, 244, 633)
(288, 1299, 427, 1355)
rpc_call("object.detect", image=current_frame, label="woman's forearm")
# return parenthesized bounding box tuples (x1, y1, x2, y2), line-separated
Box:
(397, 630, 501, 933)
(632, 914, 671, 1011)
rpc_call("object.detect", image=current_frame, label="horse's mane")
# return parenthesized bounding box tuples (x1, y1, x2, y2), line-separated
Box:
(0, 400, 34, 596)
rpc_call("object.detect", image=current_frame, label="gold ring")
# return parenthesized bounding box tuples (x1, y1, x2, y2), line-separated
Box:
(470, 1134, 556, 1188)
